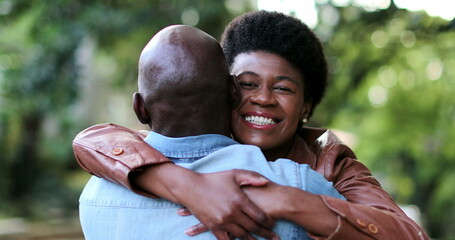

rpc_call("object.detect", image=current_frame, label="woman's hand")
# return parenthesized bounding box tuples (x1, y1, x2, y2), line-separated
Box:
(133, 164, 279, 240)
(178, 182, 289, 221)
(242, 182, 288, 219)
(179, 169, 279, 240)
(180, 180, 340, 238)
(243, 182, 338, 237)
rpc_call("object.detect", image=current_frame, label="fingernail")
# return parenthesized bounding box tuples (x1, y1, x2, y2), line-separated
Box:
(259, 176, 269, 182)
(176, 208, 190, 216)
(184, 228, 194, 236)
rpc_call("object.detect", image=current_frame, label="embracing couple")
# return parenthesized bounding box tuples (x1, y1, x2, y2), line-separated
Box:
(74, 10, 427, 240)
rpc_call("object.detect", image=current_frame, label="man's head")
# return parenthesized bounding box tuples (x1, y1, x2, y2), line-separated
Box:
(133, 25, 237, 137)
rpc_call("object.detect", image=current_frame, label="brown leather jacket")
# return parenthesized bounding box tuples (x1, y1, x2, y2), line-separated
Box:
(73, 123, 428, 239)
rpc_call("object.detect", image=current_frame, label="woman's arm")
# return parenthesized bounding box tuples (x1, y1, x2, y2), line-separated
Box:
(73, 123, 278, 240)
(73, 123, 169, 196)
(314, 156, 429, 240)
(134, 164, 280, 240)
(243, 183, 339, 237)
(283, 129, 429, 239)
(238, 166, 428, 240)
(162, 129, 427, 239)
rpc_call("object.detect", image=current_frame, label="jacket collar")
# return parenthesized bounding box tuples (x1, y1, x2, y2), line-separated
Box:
(288, 127, 357, 180)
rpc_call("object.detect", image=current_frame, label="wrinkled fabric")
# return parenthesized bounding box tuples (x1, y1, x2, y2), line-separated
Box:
(80, 131, 344, 239)
(73, 123, 429, 239)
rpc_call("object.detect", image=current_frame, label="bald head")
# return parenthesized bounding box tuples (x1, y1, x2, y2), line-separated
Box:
(138, 25, 228, 97)
(134, 25, 233, 136)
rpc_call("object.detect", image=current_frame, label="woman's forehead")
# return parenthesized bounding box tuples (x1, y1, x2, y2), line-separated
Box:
(231, 51, 303, 83)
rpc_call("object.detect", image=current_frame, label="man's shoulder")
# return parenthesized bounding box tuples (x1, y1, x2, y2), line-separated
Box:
(207, 143, 264, 160)
(180, 144, 267, 172)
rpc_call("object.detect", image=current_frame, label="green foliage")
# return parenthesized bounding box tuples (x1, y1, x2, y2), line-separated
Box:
(1, 1, 83, 217)
(1, 0, 453, 238)
(316, 4, 455, 239)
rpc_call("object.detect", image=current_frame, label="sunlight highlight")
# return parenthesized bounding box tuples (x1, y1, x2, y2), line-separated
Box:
(257, 0, 454, 28)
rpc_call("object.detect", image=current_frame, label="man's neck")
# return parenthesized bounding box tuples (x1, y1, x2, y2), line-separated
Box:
(149, 107, 232, 138)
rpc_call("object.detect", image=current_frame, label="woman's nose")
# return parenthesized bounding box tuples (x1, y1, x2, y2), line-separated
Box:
(249, 88, 277, 107)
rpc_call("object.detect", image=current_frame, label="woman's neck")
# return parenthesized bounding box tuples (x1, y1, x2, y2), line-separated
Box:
(262, 137, 295, 161)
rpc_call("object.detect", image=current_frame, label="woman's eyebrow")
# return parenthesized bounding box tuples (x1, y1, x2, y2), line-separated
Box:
(276, 75, 299, 85)
(237, 71, 299, 85)
(236, 71, 259, 77)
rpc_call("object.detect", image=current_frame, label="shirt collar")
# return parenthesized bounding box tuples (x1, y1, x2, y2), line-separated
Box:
(144, 131, 239, 159)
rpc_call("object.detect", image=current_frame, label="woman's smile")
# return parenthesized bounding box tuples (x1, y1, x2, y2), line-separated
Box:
(241, 111, 281, 129)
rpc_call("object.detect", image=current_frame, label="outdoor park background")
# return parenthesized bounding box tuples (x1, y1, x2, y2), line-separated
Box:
(0, 0, 454, 239)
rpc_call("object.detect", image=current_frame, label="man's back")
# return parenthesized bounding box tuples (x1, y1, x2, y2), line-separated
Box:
(79, 132, 344, 239)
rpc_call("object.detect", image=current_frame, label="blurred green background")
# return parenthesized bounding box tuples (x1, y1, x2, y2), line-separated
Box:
(0, 0, 453, 239)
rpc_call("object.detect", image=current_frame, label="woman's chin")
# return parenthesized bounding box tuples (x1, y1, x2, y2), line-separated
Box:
(241, 138, 275, 151)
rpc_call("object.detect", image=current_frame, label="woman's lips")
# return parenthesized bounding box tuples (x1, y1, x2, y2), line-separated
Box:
(244, 115, 277, 125)
(241, 112, 281, 129)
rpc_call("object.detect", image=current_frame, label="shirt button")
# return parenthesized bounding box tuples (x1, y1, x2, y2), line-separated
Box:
(113, 147, 124, 155)
(356, 219, 367, 228)
(368, 223, 379, 234)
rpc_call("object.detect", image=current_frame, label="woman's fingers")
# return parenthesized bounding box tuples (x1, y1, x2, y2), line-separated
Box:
(214, 224, 254, 240)
(176, 207, 192, 216)
(183, 213, 278, 240)
(177, 170, 279, 240)
(232, 169, 270, 187)
(231, 207, 279, 240)
(231, 170, 278, 239)
(239, 194, 276, 229)
(184, 223, 209, 236)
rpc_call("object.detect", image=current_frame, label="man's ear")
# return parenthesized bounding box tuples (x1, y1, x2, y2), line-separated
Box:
(133, 92, 151, 124)
(229, 75, 241, 109)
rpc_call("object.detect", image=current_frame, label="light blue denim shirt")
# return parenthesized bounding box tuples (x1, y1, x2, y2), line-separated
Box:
(79, 132, 345, 240)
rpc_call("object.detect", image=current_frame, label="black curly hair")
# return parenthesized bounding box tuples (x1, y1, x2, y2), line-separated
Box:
(220, 10, 328, 118)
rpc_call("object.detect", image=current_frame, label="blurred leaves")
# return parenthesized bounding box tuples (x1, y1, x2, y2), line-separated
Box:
(316, 3, 454, 238)
(0, 0, 454, 239)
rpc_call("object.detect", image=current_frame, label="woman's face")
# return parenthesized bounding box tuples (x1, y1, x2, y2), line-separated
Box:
(230, 51, 309, 151)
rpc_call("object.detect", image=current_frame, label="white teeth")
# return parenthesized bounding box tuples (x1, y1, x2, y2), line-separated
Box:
(245, 116, 277, 125)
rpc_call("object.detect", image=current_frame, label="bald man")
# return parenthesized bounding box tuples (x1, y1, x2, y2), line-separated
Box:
(78, 25, 344, 240)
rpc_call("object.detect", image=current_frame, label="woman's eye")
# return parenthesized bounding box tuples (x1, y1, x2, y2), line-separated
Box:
(273, 86, 293, 93)
(239, 82, 257, 89)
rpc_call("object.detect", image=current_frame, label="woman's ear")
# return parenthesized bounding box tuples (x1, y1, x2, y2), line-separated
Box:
(229, 75, 241, 109)
(300, 101, 313, 122)
(133, 92, 151, 124)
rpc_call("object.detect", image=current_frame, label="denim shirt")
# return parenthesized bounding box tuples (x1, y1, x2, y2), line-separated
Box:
(79, 132, 345, 240)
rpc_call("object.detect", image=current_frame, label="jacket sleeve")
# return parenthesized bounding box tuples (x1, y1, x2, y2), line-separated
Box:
(309, 137, 429, 239)
(72, 123, 172, 197)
